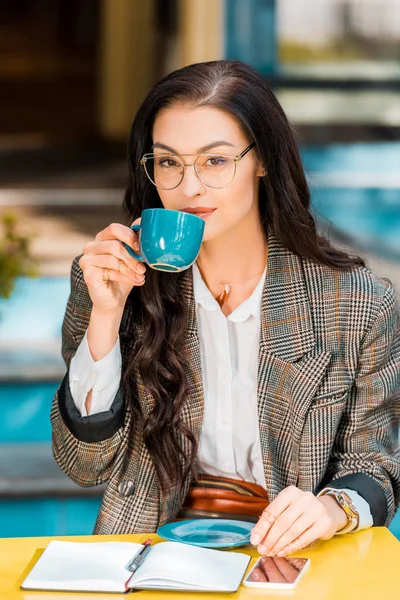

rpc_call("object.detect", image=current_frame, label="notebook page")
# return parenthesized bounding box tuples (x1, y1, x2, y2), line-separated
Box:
(129, 541, 250, 592)
(21, 541, 141, 593)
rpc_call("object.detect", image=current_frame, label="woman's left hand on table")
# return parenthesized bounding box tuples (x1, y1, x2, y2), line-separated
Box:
(250, 485, 348, 557)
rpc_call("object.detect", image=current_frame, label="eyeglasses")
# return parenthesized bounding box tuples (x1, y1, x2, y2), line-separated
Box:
(140, 142, 256, 190)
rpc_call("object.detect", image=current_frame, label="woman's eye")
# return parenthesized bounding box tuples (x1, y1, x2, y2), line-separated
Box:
(206, 156, 228, 167)
(158, 158, 180, 168)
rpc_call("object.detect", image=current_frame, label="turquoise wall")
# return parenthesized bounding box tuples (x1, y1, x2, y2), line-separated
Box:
(225, 0, 277, 73)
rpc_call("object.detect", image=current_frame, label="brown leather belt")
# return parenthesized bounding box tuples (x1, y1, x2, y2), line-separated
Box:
(176, 474, 270, 523)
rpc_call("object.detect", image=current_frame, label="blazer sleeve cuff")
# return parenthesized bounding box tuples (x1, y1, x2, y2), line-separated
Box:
(321, 473, 388, 526)
(57, 370, 125, 443)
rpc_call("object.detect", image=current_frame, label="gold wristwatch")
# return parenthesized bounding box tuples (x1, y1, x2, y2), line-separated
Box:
(318, 489, 360, 534)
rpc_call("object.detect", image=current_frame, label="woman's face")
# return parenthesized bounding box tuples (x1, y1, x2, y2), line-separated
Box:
(151, 105, 264, 242)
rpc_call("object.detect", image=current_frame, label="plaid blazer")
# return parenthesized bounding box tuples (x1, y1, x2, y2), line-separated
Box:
(51, 232, 400, 534)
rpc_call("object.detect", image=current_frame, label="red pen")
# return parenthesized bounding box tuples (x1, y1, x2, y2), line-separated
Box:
(126, 538, 152, 573)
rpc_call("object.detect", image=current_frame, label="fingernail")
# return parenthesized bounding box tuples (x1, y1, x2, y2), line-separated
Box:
(137, 264, 146, 274)
(258, 545, 267, 554)
(277, 550, 286, 557)
(250, 533, 261, 545)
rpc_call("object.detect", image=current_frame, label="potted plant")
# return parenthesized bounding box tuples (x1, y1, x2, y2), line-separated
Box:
(0, 212, 37, 299)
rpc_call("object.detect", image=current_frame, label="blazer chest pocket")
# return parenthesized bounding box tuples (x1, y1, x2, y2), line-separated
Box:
(310, 389, 349, 410)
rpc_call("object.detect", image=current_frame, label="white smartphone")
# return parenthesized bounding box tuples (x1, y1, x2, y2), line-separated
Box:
(243, 555, 310, 589)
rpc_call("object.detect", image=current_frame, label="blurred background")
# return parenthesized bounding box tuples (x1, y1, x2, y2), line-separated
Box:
(0, 0, 399, 538)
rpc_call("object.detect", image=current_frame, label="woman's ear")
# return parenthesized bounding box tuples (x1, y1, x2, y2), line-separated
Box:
(256, 165, 266, 177)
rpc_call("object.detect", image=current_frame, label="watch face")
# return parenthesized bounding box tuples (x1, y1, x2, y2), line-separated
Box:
(340, 492, 357, 514)
(339, 494, 360, 533)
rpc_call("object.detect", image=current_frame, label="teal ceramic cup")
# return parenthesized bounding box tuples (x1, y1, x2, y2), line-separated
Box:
(124, 208, 205, 272)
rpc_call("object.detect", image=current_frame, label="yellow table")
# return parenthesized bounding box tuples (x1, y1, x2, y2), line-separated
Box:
(0, 528, 398, 599)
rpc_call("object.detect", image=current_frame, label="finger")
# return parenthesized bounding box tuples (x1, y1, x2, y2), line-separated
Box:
(273, 501, 334, 557)
(250, 508, 277, 546)
(286, 557, 308, 571)
(84, 265, 142, 288)
(269, 518, 311, 556)
(272, 557, 301, 583)
(258, 491, 315, 555)
(250, 486, 300, 546)
(95, 222, 138, 249)
(265, 506, 317, 556)
(83, 240, 146, 274)
(103, 266, 143, 287)
(259, 556, 286, 583)
(276, 524, 320, 558)
(248, 565, 267, 583)
(130, 218, 142, 251)
(79, 254, 145, 285)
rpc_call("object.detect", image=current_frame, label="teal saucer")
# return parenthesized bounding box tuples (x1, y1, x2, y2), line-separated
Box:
(157, 518, 254, 549)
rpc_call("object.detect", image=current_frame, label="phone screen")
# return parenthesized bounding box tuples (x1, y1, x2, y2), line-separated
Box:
(244, 556, 309, 586)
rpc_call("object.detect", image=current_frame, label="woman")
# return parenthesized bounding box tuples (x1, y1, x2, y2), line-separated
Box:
(51, 60, 400, 556)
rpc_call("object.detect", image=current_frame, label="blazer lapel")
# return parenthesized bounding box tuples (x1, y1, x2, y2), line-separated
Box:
(258, 233, 331, 495)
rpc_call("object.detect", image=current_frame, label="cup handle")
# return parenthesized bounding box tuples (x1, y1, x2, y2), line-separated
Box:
(123, 223, 143, 261)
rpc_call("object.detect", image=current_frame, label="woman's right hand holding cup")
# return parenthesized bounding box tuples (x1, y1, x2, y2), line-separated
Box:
(79, 221, 146, 314)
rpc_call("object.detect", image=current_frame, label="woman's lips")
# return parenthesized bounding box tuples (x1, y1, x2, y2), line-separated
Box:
(181, 207, 216, 219)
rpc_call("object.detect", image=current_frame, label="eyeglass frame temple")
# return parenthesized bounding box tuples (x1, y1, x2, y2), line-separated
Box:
(234, 142, 256, 163)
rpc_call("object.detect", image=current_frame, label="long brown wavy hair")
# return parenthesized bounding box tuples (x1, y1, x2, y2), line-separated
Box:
(122, 60, 365, 494)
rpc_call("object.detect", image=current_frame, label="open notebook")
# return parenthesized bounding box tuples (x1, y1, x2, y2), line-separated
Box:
(21, 540, 251, 593)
